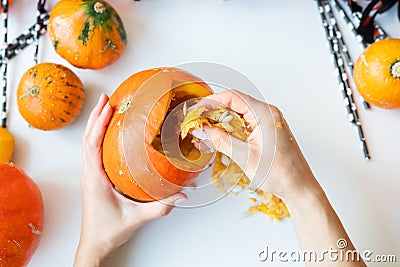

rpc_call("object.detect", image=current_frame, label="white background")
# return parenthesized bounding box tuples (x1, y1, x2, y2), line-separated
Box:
(4, 0, 400, 266)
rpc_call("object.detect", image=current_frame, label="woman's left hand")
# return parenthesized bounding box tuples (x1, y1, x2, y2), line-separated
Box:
(74, 94, 186, 267)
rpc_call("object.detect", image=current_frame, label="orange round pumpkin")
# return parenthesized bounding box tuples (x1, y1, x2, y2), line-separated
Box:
(17, 62, 85, 131)
(0, 163, 44, 267)
(47, 0, 127, 69)
(103, 68, 213, 201)
(354, 38, 400, 109)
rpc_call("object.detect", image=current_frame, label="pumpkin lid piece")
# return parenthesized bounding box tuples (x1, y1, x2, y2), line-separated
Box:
(48, 0, 127, 69)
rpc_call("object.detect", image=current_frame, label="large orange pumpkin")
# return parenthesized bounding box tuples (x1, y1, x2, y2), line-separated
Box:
(47, 0, 127, 69)
(103, 68, 213, 201)
(17, 63, 85, 130)
(354, 38, 400, 109)
(0, 163, 44, 267)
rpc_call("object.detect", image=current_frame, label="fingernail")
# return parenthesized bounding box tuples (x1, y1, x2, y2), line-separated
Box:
(198, 140, 215, 153)
(98, 93, 106, 103)
(192, 129, 207, 140)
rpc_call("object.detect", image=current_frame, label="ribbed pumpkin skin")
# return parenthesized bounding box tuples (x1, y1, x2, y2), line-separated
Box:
(17, 63, 85, 131)
(48, 0, 127, 69)
(0, 163, 44, 267)
(103, 68, 212, 201)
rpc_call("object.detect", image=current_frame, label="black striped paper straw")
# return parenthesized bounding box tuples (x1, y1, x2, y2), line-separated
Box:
(33, 0, 46, 64)
(316, 0, 370, 160)
(331, 0, 368, 49)
(1, 0, 9, 128)
(337, 0, 389, 41)
(324, 1, 359, 123)
(330, 0, 370, 109)
(2, 12, 49, 61)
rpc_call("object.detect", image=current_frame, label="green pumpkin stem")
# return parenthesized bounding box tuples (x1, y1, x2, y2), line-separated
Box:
(94, 2, 106, 14)
(20, 86, 40, 100)
(390, 60, 400, 79)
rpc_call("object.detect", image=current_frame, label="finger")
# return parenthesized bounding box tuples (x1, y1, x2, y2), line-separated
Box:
(190, 90, 262, 129)
(83, 94, 109, 139)
(85, 102, 113, 149)
(139, 193, 188, 221)
(193, 125, 250, 171)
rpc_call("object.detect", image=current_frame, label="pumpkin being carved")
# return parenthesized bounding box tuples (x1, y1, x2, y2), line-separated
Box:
(103, 68, 213, 201)
(48, 0, 127, 69)
(17, 63, 85, 131)
(0, 163, 44, 267)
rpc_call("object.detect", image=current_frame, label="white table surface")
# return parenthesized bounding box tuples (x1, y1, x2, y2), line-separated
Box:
(5, 0, 399, 266)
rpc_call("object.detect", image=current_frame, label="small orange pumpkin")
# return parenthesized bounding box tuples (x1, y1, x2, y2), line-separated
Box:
(103, 68, 213, 201)
(47, 0, 127, 69)
(17, 63, 85, 131)
(354, 38, 400, 109)
(0, 163, 44, 267)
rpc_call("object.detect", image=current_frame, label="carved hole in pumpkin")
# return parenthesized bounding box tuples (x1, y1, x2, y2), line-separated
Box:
(150, 81, 211, 169)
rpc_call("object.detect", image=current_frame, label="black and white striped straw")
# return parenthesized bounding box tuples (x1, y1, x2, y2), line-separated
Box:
(337, 0, 389, 41)
(331, 0, 372, 110)
(331, 0, 368, 49)
(316, 0, 370, 160)
(34, 0, 46, 64)
(2, 12, 49, 61)
(1, 0, 9, 128)
(324, 1, 360, 122)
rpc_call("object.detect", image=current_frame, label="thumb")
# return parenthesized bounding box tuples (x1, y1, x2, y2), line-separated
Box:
(141, 192, 187, 221)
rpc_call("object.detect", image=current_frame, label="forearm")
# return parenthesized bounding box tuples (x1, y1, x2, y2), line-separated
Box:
(286, 180, 366, 267)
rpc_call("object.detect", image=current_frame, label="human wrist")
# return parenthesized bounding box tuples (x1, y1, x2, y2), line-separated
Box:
(284, 180, 329, 219)
(74, 238, 109, 267)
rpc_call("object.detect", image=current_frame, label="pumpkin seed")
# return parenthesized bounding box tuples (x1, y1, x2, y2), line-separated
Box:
(183, 102, 187, 117)
(221, 115, 233, 123)
(218, 110, 229, 122)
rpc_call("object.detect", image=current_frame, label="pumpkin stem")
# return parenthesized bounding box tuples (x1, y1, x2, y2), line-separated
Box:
(390, 60, 400, 79)
(20, 86, 40, 100)
(94, 2, 106, 13)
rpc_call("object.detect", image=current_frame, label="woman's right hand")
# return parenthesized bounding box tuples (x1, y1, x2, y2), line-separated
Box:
(192, 90, 323, 206)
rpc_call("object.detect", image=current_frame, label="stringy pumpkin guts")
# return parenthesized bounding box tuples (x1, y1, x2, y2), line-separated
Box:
(180, 106, 289, 221)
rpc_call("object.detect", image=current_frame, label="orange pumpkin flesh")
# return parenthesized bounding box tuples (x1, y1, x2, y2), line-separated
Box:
(103, 68, 212, 201)
(354, 38, 400, 109)
(0, 163, 44, 267)
(17, 63, 85, 131)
